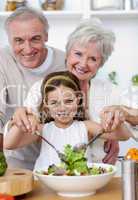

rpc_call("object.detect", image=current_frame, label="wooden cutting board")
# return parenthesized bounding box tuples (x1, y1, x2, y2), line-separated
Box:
(0, 168, 34, 196)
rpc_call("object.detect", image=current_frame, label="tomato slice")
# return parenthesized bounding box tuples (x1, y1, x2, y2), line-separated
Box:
(0, 194, 14, 200)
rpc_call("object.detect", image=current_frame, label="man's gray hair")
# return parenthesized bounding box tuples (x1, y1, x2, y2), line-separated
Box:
(5, 7, 49, 34)
(66, 18, 115, 66)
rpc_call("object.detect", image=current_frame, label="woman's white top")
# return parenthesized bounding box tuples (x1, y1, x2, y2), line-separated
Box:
(34, 121, 88, 171)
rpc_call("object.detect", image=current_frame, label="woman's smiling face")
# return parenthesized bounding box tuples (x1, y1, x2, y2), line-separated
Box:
(66, 41, 102, 81)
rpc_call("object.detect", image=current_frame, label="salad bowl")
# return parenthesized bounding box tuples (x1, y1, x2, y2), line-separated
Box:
(34, 163, 116, 197)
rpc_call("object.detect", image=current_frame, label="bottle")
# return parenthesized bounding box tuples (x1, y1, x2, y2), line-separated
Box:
(39, 0, 64, 11)
(121, 158, 138, 200)
(40, 0, 56, 10)
(5, 0, 26, 11)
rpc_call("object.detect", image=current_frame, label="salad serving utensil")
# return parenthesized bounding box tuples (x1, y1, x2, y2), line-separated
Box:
(73, 132, 104, 151)
(35, 131, 68, 164)
(34, 131, 104, 163)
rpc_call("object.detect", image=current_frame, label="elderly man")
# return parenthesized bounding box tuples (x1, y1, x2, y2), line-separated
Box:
(0, 7, 65, 169)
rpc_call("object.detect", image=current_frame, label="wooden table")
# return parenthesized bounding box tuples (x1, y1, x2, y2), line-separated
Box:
(18, 177, 122, 200)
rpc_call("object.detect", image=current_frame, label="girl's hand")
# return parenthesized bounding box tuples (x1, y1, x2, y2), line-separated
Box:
(100, 105, 125, 132)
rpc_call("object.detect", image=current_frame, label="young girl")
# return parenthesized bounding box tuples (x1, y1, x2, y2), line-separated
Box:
(4, 71, 131, 171)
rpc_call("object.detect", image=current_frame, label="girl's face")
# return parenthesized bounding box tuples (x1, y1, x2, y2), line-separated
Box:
(66, 41, 102, 81)
(46, 85, 78, 128)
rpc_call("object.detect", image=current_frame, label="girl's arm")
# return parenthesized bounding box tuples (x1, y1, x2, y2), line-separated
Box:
(84, 120, 131, 141)
(4, 119, 42, 149)
(84, 120, 103, 140)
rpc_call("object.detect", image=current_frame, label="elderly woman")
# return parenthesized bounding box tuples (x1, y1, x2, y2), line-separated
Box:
(10, 18, 128, 166)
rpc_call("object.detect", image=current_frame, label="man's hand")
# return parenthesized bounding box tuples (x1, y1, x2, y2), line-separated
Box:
(102, 140, 119, 164)
(100, 105, 125, 132)
(11, 107, 38, 133)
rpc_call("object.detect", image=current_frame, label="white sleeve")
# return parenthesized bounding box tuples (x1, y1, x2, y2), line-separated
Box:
(24, 80, 43, 114)
(89, 79, 121, 122)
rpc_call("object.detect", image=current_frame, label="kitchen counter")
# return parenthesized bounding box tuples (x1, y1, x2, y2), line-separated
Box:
(19, 177, 122, 200)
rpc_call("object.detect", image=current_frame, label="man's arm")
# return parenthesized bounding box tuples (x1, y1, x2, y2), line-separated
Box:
(11, 80, 42, 132)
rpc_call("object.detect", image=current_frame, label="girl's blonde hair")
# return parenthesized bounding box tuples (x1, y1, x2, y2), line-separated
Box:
(39, 71, 86, 123)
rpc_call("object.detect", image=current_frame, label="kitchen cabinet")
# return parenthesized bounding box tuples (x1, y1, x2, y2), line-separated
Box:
(0, 0, 138, 19)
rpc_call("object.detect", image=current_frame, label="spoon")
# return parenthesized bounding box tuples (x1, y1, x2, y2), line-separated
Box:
(73, 132, 104, 152)
(34, 131, 68, 164)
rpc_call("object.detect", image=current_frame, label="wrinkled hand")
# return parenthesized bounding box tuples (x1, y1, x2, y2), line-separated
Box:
(121, 106, 138, 125)
(27, 114, 41, 134)
(102, 140, 119, 164)
(11, 107, 39, 133)
(100, 105, 125, 132)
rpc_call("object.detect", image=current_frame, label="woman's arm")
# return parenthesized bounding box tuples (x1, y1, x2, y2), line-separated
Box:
(121, 106, 138, 126)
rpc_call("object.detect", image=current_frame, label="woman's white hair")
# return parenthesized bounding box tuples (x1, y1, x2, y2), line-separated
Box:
(5, 7, 49, 34)
(66, 18, 115, 66)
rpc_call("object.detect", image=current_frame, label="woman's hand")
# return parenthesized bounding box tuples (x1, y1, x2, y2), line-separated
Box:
(100, 105, 125, 132)
(121, 106, 138, 125)
(11, 107, 39, 133)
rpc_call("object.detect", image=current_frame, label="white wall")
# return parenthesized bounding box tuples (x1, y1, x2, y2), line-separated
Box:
(96, 18, 138, 89)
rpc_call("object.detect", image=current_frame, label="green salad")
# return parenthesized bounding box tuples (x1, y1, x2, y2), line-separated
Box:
(37, 144, 113, 176)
